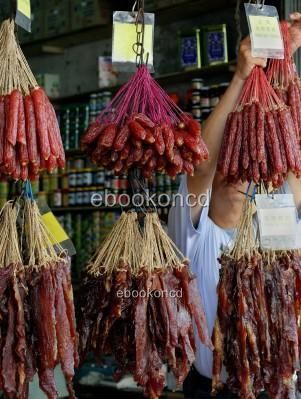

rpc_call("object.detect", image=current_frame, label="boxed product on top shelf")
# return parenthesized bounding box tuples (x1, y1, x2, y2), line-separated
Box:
(179, 24, 228, 70)
(71, 0, 111, 31)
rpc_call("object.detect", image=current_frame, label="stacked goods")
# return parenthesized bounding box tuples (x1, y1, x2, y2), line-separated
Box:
(0, 199, 78, 399)
(212, 199, 301, 399)
(78, 211, 212, 399)
(0, 19, 65, 181)
(22, 199, 78, 399)
(217, 66, 301, 187)
(266, 21, 301, 138)
(81, 65, 208, 178)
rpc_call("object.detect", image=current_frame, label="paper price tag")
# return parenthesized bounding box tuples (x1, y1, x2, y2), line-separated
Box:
(256, 194, 301, 250)
(112, 11, 154, 70)
(38, 201, 76, 257)
(245, 3, 283, 59)
(16, 0, 31, 32)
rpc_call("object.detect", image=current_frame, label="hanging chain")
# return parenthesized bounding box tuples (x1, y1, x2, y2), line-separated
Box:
(132, 0, 146, 67)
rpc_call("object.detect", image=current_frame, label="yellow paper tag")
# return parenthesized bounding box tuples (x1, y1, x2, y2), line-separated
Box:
(42, 211, 69, 245)
(113, 22, 154, 65)
(17, 0, 31, 18)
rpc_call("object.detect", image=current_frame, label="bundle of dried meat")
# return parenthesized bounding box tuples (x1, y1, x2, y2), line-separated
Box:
(217, 66, 301, 187)
(78, 211, 212, 399)
(0, 202, 28, 399)
(266, 21, 301, 138)
(81, 65, 208, 178)
(212, 199, 301, 399)
(22, 199, 78, 399)
(0, 19, 65, 181)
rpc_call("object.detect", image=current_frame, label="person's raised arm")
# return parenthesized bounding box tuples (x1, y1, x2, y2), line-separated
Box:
(188, 38, 266, 225)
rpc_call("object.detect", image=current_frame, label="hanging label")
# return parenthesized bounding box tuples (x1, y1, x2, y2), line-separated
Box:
(256, 194, 301, 250)
(38, 201, 76, 257)
(15, 0, 31, 32)
(112, 11, 154, 70)
(245, 3, 283, 59)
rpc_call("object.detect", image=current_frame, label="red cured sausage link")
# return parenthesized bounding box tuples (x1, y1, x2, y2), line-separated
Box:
(198, 137, 209, 160)
(229, 111, 243, 176)
(114, 159, 124, 173)
(111, 151, 118, 162)
(140, 148, 153, 165)
(45, 101, 60, 158)
(5, 145, 16, 175)
(241, 107, 250, 170)
(0, 96, 5, 165)
(120, 143, 130, 160)
(157, 156, 166, 171)
(128, 120, 147, 140)
(20, 165, 28, 181)
(265, 111, 283, 174)
(153, 125, 165, 155)
(98, 123, 117, 148)
(133, 113, 155, 129)
(183, 134, 202, 155)
(293, 83, 301, 139)
(81, 122, 106, 146)
(272, 110, 287, 174)
(17, 95, 27, 145)
(277, 108, 296, 171)
(165, 163, 179, 179)
(162, 124, 175, 161)
(217, 112, 232, 171)
(145, 128, 155, 144)
(6, 89, 21, 146)
(249, 103, 257, 161)
(256, 104, 265, 162)
(187, 118, 201, 138)
(24, 95, 39, 165)
(113, 125, 130, 151)
(174, 130, 184, 147)
(251, 161, 260, 183)
(170, 147, 183, 172)
(219, 112, 238, 176)
(281, 108, 301, 173)
(288, 82, 299, 136)
(182, 160, 194, 176)
(181, 147, 193, 162)
(17, 143, 29, 166)
(46, 153, 58, 172)
(31, 88, 51, 160)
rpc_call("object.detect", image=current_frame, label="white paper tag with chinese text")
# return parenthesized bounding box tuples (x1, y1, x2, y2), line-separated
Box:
(256, 194, 301, 250)
(245, 3, 284, 59)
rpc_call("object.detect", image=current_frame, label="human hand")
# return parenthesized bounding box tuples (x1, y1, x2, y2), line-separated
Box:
(235, 37, 267, 81)
(289, 12, 301, 54)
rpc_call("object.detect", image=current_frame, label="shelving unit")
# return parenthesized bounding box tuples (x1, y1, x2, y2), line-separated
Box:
(21, 0, 236, 57)
(50, 61, 236, 105)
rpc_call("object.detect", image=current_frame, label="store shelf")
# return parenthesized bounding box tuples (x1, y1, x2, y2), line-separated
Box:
(51, 61, 236, 105)
(52, 206, 121, 213)
(21, 0, 236, 58)
(156, 60, 236, 86)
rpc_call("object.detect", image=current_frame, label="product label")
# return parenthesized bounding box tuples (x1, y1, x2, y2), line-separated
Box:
(112, 12, 154, 67)
(39, 201, 76, 256)
(15, 0, 31, 32)
(181, 36, 198, 67)
(245, 3, 283, 59)
(256, 194, 301, 250)
(207, 31, 225, 62)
